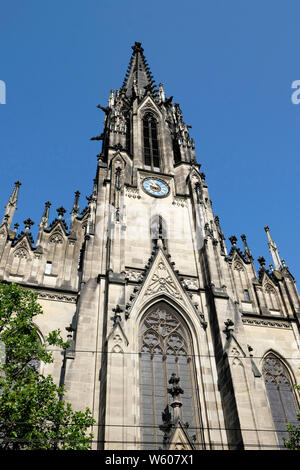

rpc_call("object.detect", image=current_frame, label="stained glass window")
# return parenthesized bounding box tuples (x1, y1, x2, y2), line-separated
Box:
(263, 354, 299, 449)
(140, 302, 196, 449)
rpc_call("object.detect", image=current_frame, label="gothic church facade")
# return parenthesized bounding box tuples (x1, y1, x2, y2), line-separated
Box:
(0, 42, 299, 450)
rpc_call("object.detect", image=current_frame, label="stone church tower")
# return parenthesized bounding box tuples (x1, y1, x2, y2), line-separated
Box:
(0, 42, 299, 450)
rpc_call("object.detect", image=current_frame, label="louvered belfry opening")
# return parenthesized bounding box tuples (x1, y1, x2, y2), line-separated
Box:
(143, 113, 160, 170)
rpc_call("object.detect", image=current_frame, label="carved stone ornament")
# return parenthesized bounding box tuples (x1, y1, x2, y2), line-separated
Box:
(172, 197, 187, 207)
(37, 292, 77, 303)
(262, 354, 291, 386)
(264, 283, 276, 293)
(14, 247, 29, 259)
(242, 318, 291, 329)
(182, 278, 199, 290)
(125, 270, 144, 282)
(233, 261, 244, 271)
(144, 261, 183, 300)
(125, 187, 141, 199)
(49, 232, 63, 244)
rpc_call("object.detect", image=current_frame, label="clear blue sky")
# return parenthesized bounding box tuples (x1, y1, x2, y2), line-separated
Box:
(0, 1, 299, 282)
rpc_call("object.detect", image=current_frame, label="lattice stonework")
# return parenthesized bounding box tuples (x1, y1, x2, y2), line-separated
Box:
(144, 261, 182, 300)
(141, 306, 188, 358)
(263, 355, 291, 386)
(262, 354, 299, 448)
(49, 232, 63, 244)
(13, 247, 28, 259)
(140, 303, 197, 450)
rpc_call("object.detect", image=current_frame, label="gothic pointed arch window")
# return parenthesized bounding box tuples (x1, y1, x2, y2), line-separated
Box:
(143, 112, 160, 170)
(140, 302, 200, 450)
(262, 353, 299, 448)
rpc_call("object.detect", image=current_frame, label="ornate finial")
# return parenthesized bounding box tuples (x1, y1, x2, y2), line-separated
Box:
(56, 207, 66, 219)
(264, 225, 282, 270)
(281, 258, 286, 268)
(23, 218, 34, 231)
(229, 235, 237, 247)
(257, 256, 266, 268)
(224, 318, 234, 339)
(112, 305, 123, 325)
(167, 373, 184, 421)
(13, 222, 19, 232)
(240, 234, 253, 260)
(2, 180, 22, 228)
(38, 202, 51, 236)
(269, 263, 274, 272)
(167, 373, 184, 400)
(132, 41, 144, 53)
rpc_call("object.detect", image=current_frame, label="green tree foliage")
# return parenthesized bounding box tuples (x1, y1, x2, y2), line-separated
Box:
(0, 282, 95, 450)
(284, 384, 300, 450)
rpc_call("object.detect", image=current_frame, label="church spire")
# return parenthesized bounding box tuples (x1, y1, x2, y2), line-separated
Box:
(264, 225, 282, 270)
(1, 181, 21, 228)
(122, 42, 157, 99)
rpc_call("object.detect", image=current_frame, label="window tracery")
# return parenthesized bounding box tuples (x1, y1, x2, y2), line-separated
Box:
(263, 353, 299, 448)
(140, 303, 197, 449)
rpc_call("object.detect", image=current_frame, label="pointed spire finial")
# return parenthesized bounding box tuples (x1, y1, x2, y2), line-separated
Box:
(167, 373, 184, 421)
(264, 225, 282, 270)
(2, 181, 22, 228)
(122, 42, 158, 98)
(241, 234, 253, 260)
(23, 218, 34, 232)
(229, 235, 237, 247)
(131, 41, 144, 53)
(36, 202, 51, 244)
(41, 201, 51, 223)
(70, 191, 80, 226)
(56, 207, 66, 219)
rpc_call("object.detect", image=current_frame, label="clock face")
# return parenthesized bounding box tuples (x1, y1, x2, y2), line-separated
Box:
(142, 178, 169, 198)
